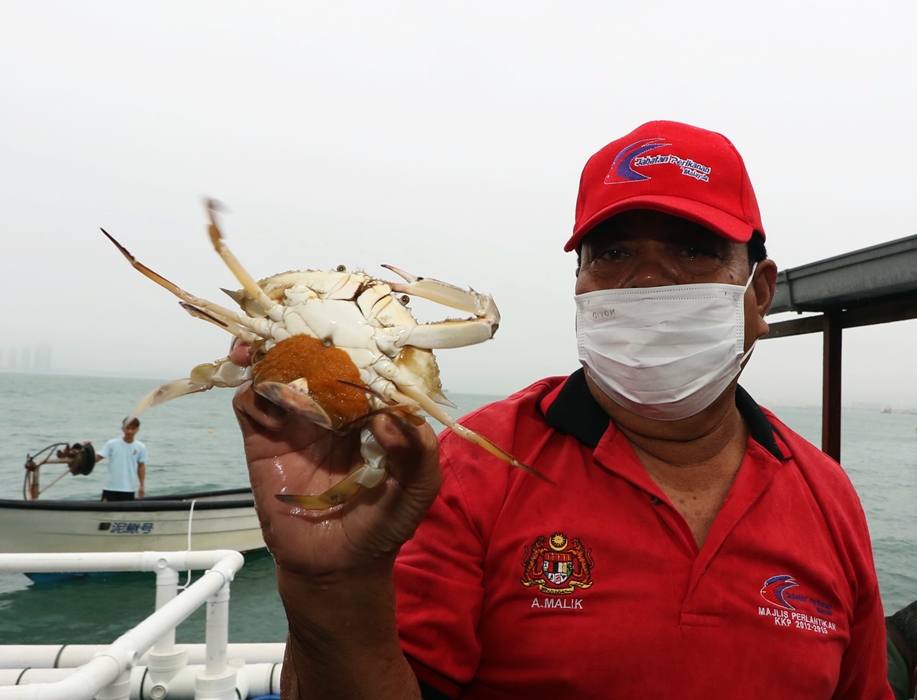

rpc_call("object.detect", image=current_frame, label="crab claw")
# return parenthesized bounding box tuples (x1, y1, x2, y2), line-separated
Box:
(382, 265, 498, 321)
(381, 266, 501, 350)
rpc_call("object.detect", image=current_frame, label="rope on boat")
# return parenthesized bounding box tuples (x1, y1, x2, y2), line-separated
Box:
(38, 469, 72, 496)
(178, 499, 198, 590)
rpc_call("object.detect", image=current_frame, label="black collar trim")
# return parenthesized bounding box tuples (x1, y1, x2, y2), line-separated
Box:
(543, 368, 787, 461)
(734, 384, 788, 461)
(543, 368, 608, 448)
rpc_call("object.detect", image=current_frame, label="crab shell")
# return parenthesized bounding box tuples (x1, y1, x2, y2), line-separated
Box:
(225, 268, 457, 431)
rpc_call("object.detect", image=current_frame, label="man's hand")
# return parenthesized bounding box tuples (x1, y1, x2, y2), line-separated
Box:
(231, 340, 438, 699)
(234, 381, 441, 581)
(230, 340, 442, 581)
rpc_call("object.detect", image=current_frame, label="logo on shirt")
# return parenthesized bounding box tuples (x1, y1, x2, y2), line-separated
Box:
(758, 574, 838, 635)
(521, 532, 594, 595)
(760, 574, 799, 610)
(604, 137, 711, 184)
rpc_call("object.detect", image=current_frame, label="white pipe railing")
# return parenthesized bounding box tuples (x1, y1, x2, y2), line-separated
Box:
(0, 550, 241, 576)
(0, 664, 282, 700)
(0, 550, 281, 700)
(0, 644, 286, 670)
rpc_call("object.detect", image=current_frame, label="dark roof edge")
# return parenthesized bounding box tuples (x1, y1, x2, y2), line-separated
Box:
(769, 233, 917, 314)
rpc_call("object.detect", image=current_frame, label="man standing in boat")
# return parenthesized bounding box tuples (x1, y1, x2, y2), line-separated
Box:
(232, 121, 891, 698)
(93, 418, 147, 501)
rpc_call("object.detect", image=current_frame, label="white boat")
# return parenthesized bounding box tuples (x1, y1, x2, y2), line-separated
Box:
(0, 487, 265, 555)
(1, 441, 265, 556)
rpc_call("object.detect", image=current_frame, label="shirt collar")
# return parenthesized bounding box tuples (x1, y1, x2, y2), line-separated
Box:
(541, 368, 787, 461)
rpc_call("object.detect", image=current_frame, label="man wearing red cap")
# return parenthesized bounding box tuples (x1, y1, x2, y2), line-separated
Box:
(234, 121, 891, 699)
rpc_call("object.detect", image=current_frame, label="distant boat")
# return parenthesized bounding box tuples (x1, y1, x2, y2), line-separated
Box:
(881, 405, 893, 414)
(0, 487, 265, 555)
(4, 442, 265, 556)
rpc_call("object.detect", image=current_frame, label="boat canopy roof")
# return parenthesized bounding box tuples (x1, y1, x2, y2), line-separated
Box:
(768, 232, 917, 319)
(762, 232, 917, 463)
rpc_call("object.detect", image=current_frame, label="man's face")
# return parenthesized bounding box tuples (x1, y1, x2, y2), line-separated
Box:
(122, 424, 139, 442)
(575, 209, 771, 353)
(575, 209, 750, 292)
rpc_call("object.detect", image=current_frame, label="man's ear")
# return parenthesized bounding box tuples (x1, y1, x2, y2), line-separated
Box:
(752, 259, 778, 341)
(754, 259, 778, 315)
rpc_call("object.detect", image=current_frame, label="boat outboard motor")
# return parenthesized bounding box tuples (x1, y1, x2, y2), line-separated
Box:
(23, 442, 96, 500)
(64, 443, 97, 476)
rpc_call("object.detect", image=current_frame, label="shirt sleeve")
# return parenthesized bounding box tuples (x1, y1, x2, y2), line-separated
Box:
(138, 443, 148, 463)
(766, 413, 894, 700)
(830, 507, 894, 700)
(98, 440, 113, 460)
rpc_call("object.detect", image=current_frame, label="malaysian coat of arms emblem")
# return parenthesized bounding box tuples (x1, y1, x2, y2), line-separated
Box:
(521, 532, 594, 595)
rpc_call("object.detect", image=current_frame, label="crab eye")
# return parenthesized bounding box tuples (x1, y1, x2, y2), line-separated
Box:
(336, 265, 347, 272)
(399, 294, 410, 305)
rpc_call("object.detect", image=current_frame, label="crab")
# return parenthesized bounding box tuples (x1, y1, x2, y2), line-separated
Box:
(102, 201, 546, 510)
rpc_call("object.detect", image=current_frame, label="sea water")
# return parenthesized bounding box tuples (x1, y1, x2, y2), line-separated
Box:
(0, 373, 914, 644)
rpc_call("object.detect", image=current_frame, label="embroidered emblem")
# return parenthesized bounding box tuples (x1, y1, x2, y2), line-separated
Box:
(760, 574, 799, 610)
(604, 137, 712, 184)
(521, 532, 594, 595)
(757, 574, 838, 635)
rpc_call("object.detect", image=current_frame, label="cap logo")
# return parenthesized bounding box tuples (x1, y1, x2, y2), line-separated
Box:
(604, 137, 712, 185)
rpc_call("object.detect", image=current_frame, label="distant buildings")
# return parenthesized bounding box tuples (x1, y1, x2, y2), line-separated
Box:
(1, 345, 52, 372)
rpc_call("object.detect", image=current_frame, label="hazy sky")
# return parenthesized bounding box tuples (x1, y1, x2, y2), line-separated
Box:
(1, 1, 915, 408)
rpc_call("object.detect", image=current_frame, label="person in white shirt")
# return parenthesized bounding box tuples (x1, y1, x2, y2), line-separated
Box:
(94, 418, 147, 501)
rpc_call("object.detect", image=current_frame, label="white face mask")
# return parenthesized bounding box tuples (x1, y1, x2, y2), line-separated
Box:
(575, 265, 757, 421)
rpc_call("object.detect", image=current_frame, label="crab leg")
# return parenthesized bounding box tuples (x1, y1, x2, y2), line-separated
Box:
(125, 357, 251, 425)
(180, 303, 259, 341)
(395, 383, 550, 482)
(102, 229, 259, 342)
(206, 201, 285, 324)
(372, 361, 551, 483)
(275, 428, 389, 509)
(392, 318, 499, 350)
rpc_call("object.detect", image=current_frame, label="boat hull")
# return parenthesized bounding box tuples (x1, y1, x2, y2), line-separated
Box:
(0, 488, 265, 554)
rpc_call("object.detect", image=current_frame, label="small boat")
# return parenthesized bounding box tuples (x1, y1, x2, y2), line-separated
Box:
(0, 487, 265, 554)
(0, 442, 265, 555)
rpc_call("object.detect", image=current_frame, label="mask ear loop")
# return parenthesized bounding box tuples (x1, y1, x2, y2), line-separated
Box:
(738, 262, 760, 364)
(744, 262, 759, 291)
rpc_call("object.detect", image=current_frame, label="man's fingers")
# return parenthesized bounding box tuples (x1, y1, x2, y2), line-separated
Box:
(370, 414, 441, 491)
(230, 339, 252, 367)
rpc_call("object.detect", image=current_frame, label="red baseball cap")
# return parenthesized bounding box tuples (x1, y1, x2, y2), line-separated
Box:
(564, 120, 765, 252)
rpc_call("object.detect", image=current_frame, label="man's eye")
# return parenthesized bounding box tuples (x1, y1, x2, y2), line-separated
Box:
(683, 246, 713, 259)
(597, 248, 626, 261)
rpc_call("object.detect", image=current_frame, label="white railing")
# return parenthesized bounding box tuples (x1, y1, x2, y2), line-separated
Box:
(0, 551, 283, 700)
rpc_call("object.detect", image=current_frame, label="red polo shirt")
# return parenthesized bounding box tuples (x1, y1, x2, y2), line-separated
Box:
(394, 370, 890, 699)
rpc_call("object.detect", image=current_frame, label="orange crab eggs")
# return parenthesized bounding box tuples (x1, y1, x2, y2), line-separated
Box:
(251, 334, 371, 429)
